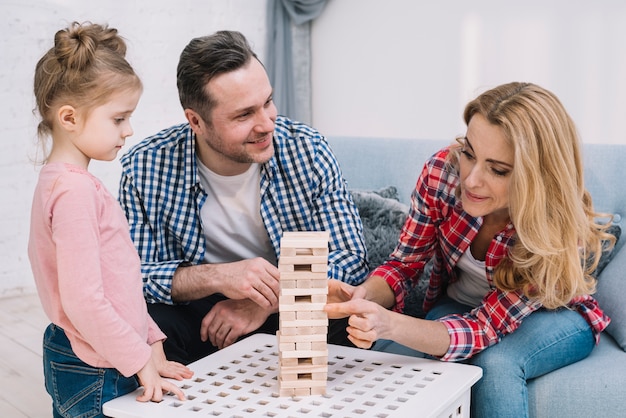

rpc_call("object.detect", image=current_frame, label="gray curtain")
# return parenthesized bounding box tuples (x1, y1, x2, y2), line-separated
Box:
(266, 0, 328, 124)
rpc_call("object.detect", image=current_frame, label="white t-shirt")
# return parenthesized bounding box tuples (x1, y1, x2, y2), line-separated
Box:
(196, 159, 277, 265)
(447, 249, 491, 307)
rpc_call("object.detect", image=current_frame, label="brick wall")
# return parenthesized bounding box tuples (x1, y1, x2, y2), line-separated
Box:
(1, 0, 267, 296)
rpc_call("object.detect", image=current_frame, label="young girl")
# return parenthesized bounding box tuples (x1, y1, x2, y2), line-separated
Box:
(28, 22, 193, 417)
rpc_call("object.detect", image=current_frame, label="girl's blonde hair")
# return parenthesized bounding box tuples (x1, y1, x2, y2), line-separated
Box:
(457, 82, 614, 309)
(33, 21, 142, 162)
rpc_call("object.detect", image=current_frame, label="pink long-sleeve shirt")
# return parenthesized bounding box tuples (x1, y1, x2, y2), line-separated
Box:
(28, 163, 165, 377)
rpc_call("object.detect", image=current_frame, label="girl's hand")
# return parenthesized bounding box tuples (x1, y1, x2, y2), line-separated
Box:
(151, 340, 194, 380)
(135, 357, 186, 402)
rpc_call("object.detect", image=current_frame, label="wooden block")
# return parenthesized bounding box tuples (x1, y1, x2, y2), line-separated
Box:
(280, 231, 330, 248)
(278, 302, 326, 312)
(279, 357, 298, 367)
(296, 310, 327, 321)
(279, 318, 328, 328)
(279, 255, 329, 266)
(279, 363, 327, 372)
(280, 279, 296, 289)
(280, 311, 296, 321)
(279, 326, 297, 336)
(279, 387, 296, 397)
(309, 279, 328, 288)
(310, 386, 326, 395)
(279, 342, 296, 351)
(310, 264, 328, 273)
(296, 341, 312, 351)
(281, 287, 327, 296)
(279, 378, 327, 389)
(311, 294, 327, 303)
(311, 341, 327, 351)
(279, 349, 328, 359)
(278, 332, 325, 343)
(280, 271, 327, 281)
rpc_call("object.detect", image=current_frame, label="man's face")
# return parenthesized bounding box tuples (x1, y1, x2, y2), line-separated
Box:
(193, 58, 278, 176)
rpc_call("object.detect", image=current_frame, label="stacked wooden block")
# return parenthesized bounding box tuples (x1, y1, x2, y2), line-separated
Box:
(277, 231, 329, 397)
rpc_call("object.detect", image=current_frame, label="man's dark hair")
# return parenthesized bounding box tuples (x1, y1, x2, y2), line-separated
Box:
(177, 30, 258, 122)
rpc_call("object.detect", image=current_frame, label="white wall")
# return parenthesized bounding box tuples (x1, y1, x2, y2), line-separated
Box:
(1, 0, 267, 296)
(4, 0, 626, 296)
(312, 0, 626, 145)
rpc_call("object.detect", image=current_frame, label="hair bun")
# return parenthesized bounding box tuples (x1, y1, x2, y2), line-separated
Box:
(53, 22, 126, 70)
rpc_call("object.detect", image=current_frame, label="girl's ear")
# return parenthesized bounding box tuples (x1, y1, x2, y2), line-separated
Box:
(57, 105, 78, 131)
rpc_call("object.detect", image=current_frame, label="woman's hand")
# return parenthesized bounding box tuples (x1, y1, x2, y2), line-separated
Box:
(325, 297, 392, 349)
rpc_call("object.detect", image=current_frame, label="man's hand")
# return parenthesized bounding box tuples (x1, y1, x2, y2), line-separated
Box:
(174, 258, 280, 307)
(200, 299, 275, 349)
(217, 258, 280, 308)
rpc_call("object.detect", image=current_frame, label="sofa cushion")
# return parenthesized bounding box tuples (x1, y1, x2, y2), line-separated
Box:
(350, 186, 408, 269)
(596, 231, 626, 351)
(350, 186, 430, 318)
(590, 224, 621, 278)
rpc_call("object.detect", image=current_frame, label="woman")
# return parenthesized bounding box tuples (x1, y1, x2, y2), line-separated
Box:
(325, 82, 614, 417)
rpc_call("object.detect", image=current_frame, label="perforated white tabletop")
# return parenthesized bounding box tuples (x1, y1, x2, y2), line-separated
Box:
(103, 333, 481, 418)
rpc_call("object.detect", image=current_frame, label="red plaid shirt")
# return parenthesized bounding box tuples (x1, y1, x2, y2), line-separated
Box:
(372, 147, 610, 361)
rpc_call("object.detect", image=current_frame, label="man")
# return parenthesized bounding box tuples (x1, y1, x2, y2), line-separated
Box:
(118, 30, 369, 364)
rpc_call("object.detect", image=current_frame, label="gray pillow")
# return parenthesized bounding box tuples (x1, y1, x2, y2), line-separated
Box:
(350, 186, 409, 269)
(595, 232, 626, 351)
(351, 186, 429, 318)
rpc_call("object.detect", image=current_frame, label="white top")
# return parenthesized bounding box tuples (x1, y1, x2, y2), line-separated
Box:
(196, 160, 277, 265)
(447, 248, 491, 307)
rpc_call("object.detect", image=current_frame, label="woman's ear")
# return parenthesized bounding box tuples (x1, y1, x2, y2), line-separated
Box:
(57, 105, 78, 131)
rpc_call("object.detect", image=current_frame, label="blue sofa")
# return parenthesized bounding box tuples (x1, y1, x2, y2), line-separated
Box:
(328, 136, 626, 418)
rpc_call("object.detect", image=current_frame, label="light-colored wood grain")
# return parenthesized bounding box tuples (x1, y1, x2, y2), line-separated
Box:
(0, 293, 50, 418)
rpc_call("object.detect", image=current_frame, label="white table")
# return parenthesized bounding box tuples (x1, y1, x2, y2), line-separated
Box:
(104, 333, 481, 418)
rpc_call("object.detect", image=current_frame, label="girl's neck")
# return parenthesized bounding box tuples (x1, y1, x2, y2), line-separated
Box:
(47, 144, 90, 169)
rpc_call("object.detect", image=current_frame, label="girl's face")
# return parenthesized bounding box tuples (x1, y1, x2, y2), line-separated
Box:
(74, 88, 141, 165)
(459, 113, 514, 224)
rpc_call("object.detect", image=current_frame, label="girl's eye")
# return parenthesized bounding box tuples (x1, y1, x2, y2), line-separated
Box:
(114, 118, 125, 124)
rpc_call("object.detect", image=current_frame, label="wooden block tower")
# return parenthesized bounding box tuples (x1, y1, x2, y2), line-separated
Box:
(277, 231, 330, 397)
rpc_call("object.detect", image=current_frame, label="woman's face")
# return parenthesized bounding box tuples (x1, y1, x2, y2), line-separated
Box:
(459, 113, 514, 224)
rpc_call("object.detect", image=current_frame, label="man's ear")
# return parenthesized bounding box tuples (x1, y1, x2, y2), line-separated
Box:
(57, 105, 78, 131)
(185, 109, 205, 135)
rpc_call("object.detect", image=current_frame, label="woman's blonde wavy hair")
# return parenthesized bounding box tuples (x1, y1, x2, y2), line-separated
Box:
(453, 82, 614, 309)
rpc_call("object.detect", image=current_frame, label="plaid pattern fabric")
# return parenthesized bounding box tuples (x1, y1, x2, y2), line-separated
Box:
(372, 147, 610, 361)
(119, 117, 368, 304)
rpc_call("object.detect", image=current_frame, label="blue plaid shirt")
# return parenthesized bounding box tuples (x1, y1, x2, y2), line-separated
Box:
(118, 116, 369, 304)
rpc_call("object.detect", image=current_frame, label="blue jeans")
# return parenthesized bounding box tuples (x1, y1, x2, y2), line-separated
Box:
(42, 324, 139, 418)
(374, 297, 595, 418)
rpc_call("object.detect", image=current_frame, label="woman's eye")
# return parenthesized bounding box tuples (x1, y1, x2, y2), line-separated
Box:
(461, 149, 475, 160)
